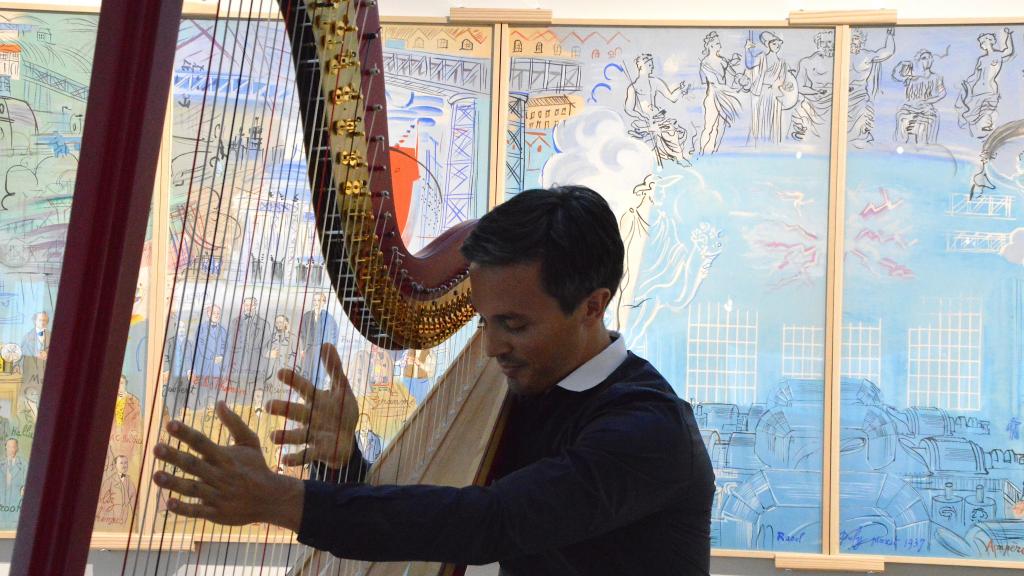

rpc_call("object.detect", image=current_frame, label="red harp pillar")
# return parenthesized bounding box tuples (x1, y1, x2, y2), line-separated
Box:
(10, 1, 184, 574)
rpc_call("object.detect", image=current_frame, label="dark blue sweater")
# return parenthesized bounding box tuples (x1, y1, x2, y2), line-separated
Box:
(298, 352, 715, 575)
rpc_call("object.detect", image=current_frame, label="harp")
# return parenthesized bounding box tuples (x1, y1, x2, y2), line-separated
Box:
(12, 0, 508, 574)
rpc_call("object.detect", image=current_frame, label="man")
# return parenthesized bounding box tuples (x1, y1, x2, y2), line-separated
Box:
(162, 316, 194, 416)
(228, 296, 270, 395)
(152, 187, 716, 575)
(20, 311, 50, 383)
(790, 30, 834, 141)
(194, 304, 228, 407)
(298, 292, 339, 388)
(0, 438, 26, 508)
(848, 28, 896, 148)
(96, 454, 136, 526)
(109, 374, 142, 466)
(625, 53, 691, 167)
(17, 387, 39, 437)
(264, 313, 297, 401)
(354, 413, 383, 465)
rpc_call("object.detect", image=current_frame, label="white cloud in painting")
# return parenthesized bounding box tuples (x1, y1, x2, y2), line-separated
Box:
(1001, 227, 1024, 265)
(541, 106, 655, 218)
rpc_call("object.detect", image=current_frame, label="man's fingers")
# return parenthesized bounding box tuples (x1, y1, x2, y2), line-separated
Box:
(277, 368, 315, 401)
(320, 344, 351, 393)
(279, 448, 309, 467)
(166, 420, 221, 460)
(153, 443, 215, 479)
(270, 426, 311, 446)
(153, 471, 215, 501)
(216, 402, 261, 448)
(165, 498, 217, 520)
(265, 399, 311, 424)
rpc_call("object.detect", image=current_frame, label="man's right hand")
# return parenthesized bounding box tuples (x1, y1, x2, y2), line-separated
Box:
(266, 344, 360, 468)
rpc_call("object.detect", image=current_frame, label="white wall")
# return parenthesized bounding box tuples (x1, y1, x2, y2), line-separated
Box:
(380, 0, 1024, 20)
(3, 0, 1024, 19)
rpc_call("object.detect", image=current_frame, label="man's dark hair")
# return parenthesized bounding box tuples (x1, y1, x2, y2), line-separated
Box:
(460, 186, 624, 314)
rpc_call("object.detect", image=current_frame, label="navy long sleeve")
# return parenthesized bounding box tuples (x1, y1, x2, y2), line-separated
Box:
(298, 353, 715, 575)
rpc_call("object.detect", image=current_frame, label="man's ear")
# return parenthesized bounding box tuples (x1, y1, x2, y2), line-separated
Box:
(581, 288, 613, 323)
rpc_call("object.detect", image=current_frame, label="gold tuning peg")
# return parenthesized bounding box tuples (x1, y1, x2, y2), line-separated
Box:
(332, 85, 361, 104)
(339, 150, 366, 168)
(332, 118, 364, 137)
(343, 179, 368, 196)
(327, 51, 360, 75)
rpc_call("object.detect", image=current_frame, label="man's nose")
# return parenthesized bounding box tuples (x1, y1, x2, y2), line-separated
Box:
(481, 326, 511, 358)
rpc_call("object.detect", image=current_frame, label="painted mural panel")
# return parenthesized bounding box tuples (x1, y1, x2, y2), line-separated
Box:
(0, 11, 150, 534)
(506, 26, 836, 553)
(841, 25, 1024, 562)
(161, 19, 491, 510)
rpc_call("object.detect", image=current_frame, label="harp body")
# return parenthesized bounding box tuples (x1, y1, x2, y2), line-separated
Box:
(13, 0, 505, 574)
(292, 333, 509, 576)
(279, 1, 511, 569)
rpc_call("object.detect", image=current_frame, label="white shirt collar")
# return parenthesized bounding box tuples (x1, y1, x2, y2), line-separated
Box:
(556, 332, 628, 393)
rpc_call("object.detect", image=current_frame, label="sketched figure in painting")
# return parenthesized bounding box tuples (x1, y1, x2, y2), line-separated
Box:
(698, 31, 749, 155)
(956, 28, 1014, 138)
(892, 49, 947, 145)
(624, 53, 692, 167)
(848, 28, 896, 148)
(968, 118, 1024, 199)
(745, 31, 796, 145)
(624, 173, 723, 345)
(1007, 416, 1021, 441)
(1017, 151, 1024, 190)
(790, 30, 834, 141)
(615, 174, 680, 330)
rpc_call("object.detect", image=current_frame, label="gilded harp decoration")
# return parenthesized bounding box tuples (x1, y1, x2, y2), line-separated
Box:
(280, 0, 477, 350)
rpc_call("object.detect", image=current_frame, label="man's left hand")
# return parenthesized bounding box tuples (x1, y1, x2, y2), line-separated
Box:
(152, 401, 304, 531)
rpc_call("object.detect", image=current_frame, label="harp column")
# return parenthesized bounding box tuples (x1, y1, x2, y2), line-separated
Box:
(10, 1, 184, 574)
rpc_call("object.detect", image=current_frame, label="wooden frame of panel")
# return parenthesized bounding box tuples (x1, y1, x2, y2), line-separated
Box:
(0, 3, 1021, 572)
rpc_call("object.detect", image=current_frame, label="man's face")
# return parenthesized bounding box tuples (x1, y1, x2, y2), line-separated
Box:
(275, 316, 288, 331)
(242, 299, 256, 316)
(470, 261, 593, 397)
(209, 307, 221, 324)
(5, 440, 16, 458)
(116, 456, 128, 475)
(851, 36, 863, 54)
(819, 38, 834, 57)
(35, 314, 48, 332)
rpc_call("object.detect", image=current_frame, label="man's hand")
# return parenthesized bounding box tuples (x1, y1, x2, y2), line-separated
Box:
(152, 402, 304, 530)
(266, 344, 360, 468)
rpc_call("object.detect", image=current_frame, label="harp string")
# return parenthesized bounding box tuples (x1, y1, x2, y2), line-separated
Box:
(125, 0, 483, 573)
(169, 0, 250, 569)
(126, 0, 232, 572)
(211, 0, 288, 570)
(185, 3, 263, 569)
